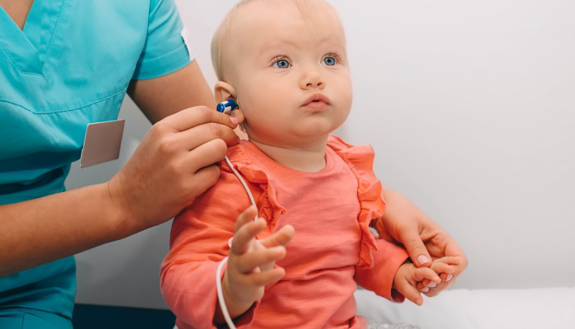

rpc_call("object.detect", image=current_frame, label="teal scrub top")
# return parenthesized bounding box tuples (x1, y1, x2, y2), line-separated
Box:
(0, 0, 191, 320)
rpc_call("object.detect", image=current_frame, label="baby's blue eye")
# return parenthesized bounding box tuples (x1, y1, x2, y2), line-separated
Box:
(323, 56, 337, 66)
(273, 59, 291, 69)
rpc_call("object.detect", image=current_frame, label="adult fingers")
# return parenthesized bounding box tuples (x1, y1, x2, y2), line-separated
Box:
(183, 138, 228, 173)
(230, 109, 245, 124)
(443, 240, 468, 274)
(417, 261, 457, 292)
(414, 267, 441, 294)
(420, 278, 456, 297)
(184, 164, 221, 199)
(236, 246, 286, 274)
(259, 225, 295, 249)
(177, 120, 239, 150)
(160, 106, 238, 132)
(415, 257, 460, 290)
(417, 279, 441, 292)
(430, 260, 458, 279)
(416, 277, 449, 291)
(232, 218, 266, 255)
(398, 229, 432, 268)
(432, 256, 460, 266)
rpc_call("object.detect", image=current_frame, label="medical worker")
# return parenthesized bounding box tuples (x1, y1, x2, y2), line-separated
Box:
(0, 0, 466, 328)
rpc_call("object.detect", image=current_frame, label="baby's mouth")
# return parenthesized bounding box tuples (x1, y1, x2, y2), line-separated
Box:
(303, 93, 331, 107)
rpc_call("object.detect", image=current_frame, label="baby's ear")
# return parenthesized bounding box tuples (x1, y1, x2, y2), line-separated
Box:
(215, 81, 247, 137)
(214, 81, 237, 103)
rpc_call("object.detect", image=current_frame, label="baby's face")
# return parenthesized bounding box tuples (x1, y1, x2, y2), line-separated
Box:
(226, 0, 352, 147)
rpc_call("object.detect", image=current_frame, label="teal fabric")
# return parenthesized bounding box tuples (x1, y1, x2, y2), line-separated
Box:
(0, 0, 191, 326)
(0, 307, 73, 329)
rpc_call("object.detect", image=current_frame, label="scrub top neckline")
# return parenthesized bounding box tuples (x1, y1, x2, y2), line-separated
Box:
(0, 0, 65, 75)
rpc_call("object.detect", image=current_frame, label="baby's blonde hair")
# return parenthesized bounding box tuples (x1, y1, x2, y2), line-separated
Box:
(211, 0, 336, 81)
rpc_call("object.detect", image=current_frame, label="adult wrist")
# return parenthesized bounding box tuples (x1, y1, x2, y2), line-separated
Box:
(103, 176, 139, 240)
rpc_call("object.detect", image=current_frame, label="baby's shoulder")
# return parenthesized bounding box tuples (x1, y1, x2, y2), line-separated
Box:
(327, 135, 376, 160)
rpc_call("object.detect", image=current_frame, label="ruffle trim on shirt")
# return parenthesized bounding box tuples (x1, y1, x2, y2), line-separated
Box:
(220, 144, 287, 239)
(327, 136, 386, 268)
(220, 137, 386, 267)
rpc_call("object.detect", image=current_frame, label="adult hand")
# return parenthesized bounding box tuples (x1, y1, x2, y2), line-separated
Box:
(106, 106, 240, 236)
(417, 256, 461, 297)
(376, 188, 468, 295)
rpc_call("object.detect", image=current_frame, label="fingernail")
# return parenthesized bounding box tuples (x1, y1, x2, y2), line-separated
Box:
(420, 287, 430, 293)
(230, 117, 239, 125)
(426, 281, 437, 288)
(446, 274, 453, 282)
(417, 255, 430, 265)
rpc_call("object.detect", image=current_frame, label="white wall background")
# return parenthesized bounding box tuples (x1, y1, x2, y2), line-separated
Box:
(67, 0, 575, 309)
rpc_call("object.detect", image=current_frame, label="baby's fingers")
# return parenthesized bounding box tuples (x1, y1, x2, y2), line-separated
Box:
(418, 257, 459, 288)
(233, 206, 258, 233)
(236, 246, 286, 274)
(430, 261, 457, 281)
(260, 225, 295, 249)
(247, 267, 286, 287)
(395, 279, 424, 306)
(413, 267, 441, 285)
(232, 217, 267, 255)
(418, 258, 458, 288)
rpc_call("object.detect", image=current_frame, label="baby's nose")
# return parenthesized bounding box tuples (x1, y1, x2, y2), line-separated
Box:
(300, 71, 324, 89)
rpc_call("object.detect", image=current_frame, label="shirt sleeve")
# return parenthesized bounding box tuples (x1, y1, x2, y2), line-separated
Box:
(132, 0, 192, 80)
(354, 238, 409, 303)
(160, 169, 260, 329)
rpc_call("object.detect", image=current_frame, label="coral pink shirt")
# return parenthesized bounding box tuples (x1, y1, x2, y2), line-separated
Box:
(161, 136, 408, 329)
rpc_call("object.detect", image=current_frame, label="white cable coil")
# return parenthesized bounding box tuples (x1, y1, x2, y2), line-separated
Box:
(216, 155, 259, 329)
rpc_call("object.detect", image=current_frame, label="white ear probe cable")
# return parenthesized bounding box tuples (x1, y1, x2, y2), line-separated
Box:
(216, 98, 258, 328)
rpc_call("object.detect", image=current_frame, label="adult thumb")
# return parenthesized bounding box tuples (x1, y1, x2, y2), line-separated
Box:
(401, 231, 432, 268)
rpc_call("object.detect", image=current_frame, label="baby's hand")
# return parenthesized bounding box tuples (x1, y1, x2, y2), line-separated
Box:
(221, 206, 295, 319)
(393, 262, 441, 306)
(417, 256, 461, 297)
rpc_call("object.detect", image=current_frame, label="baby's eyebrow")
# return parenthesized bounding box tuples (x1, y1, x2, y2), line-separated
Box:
(256, 38, 345, 59)
(254, 41, 298, 61)
(259, 39, 301, 52)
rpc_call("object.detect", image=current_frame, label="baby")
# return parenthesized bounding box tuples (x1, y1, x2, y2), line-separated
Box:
(161, 1, 458, 328)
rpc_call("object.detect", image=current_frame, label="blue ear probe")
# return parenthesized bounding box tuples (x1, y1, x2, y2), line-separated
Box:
(216, 99, 238, 114)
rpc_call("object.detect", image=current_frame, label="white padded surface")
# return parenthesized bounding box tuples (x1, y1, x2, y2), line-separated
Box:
(355, 287, 575, 329)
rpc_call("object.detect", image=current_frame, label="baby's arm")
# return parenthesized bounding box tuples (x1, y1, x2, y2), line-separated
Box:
(355, 238, 441, 305)
(215, 206, 294, 322)
(355, 239, 418, 303)
(161, 171, 267, 328)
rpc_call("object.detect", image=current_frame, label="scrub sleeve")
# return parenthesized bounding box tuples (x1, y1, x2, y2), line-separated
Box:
(0, 0, 192, 327)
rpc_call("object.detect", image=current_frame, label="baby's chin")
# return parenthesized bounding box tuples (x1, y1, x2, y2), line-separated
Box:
(246, 118, 344, 143)
(247, 130, 331, 148)
(295, 120, 344, 138)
